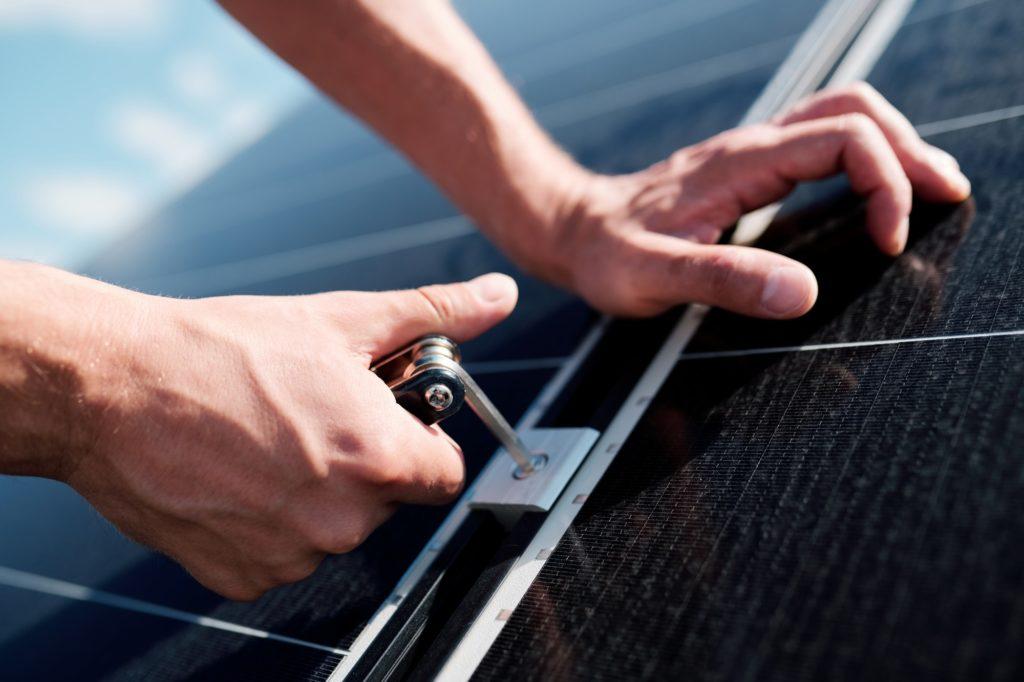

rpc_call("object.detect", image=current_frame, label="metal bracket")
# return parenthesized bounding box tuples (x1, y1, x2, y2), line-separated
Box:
(373, 335, 599, 512)
(468, 427, 599, 513)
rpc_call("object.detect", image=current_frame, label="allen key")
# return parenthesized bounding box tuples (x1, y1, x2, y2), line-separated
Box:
(371, 334, 544, 477)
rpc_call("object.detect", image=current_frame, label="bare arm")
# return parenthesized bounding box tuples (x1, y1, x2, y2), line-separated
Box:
(0, 262, 125, 480)
(0, 1, 973, 602)
(0, 259, 517, 599)
(218, 0, 585, 281)
(220, 0, 971, 317)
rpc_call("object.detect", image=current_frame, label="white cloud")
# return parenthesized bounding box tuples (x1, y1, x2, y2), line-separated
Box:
(0, 0, 168, 37)
(24, 173, 143, 235)
(169, 51, 225, 106)
(222, 99, 273, 142)
(168, 51, 275, 143)
(109, 100, 214, 186)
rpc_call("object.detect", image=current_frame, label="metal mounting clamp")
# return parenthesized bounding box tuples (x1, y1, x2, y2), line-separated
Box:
(372, 335, 600, 511)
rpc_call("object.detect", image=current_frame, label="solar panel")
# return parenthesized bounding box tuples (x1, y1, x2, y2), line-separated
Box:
(5, 0, 1017, 677)
(475, 0, 1024, 678)
(0, 0, 829, 677)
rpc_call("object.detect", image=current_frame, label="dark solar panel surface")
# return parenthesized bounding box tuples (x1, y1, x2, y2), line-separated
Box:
(0, 588, 342, 681)
(480, 336, 1024, 680)
(0, 0, 823, 678)
(477, 0, 1024, 679)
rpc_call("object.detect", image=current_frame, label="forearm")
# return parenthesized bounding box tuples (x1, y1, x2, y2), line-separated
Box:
(218, 0, 589, 278)
(0, 261, 137, 480)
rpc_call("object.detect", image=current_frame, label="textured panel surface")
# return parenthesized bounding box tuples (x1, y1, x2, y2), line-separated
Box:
(0, 0, 820, 678)
(480, 336, 1024, 680)
(478, 1, 1024, 678)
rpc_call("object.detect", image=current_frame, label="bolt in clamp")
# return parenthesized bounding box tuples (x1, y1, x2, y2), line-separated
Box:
(371, 335, 545, 477)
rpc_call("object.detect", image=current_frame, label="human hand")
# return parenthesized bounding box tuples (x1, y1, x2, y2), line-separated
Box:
(66, 273, 517, 600)
(542, 83, 971, 317)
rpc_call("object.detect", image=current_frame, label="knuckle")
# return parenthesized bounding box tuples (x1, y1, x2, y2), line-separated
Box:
(664, 148, 690, 172)
(354, 423, 388, 456)
(695, 125, 781, 168)
(368, 457, 412, 489)
(341, 426, 409, 487)
(844, 81, 879, 104)
(893, 179, 913, 210)
(220, 581, 266, 602)
(837, 112, 879, 140)
(815, 82, 878, 113)
(734, 123, 780, 146)
(414, 285, 457, 326)
(436, 462, 466, 502)
(716, 124, 770, 156)
(688, 134, 731, 167)
(336, 422, 382, 459)
(362, 443, 414, 490)
(320, 524, 371, 554)
(268, 557, 321, 585)
(696, 252, 740, 293)
(298, 447, 333, 483)
(679, 249, 737, 292)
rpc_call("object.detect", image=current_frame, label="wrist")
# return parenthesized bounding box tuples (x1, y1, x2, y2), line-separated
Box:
(510, 170, 632, 293)
(0, 262, 151, 482)
(486, 154, 598, 285)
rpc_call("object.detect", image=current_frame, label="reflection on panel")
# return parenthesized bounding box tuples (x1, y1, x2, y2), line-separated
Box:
(0, 588, 341, 680)
(480, 0, 1024, 677)
(485, 333, 1024, 675)
(879, 0, 1023, 125)
(689, 114, 1023, 354)
(481, 335, 1024, 680)
(1, 0, 829, 677)
(85, 0, 819, 287)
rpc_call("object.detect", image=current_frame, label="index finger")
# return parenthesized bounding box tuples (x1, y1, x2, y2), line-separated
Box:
(774, 82, 970, 202)
(382, 401, 467, 506)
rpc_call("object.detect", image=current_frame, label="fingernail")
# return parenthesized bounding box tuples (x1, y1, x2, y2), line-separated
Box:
(928, 146, 960, 171)
(928, 147, 971, 196)
(895, 216, 909, 254)
(469, 273, 517, 304)
(760, 265, 814, 317)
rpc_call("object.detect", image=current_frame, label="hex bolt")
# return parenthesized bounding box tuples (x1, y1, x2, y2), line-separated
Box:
(424, 383, 454, 411)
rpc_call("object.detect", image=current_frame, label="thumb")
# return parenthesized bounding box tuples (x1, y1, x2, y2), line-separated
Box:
(631, 233, 818, 319)
(348, 273, 518, 358)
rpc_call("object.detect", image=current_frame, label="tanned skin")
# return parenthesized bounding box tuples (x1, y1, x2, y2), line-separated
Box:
(0, 0, 969, 600)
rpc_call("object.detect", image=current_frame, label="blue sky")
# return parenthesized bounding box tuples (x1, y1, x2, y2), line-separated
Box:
(0, 0, 313, 268)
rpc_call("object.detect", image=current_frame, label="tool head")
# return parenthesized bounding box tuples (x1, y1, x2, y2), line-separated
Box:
(371, 334, 465, 425)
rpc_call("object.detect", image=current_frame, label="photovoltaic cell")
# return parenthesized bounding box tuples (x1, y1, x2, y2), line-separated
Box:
(1, 17, 791, 661)
(478, 0, 1024, 678)
(479, 334, 1024, 680)
(0, 588, 341, 680)
(0, 0, 850, 677)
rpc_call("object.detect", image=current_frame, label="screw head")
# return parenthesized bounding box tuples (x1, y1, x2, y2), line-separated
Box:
(424, 383, 454, 411)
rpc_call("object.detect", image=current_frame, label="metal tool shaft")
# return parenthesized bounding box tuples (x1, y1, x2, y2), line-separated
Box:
(453, 366, 538, 474)
(373, 334, 541, 476)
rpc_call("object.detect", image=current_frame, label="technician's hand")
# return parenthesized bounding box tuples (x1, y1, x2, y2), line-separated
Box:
(67, 273, 517, 600)
(547, 83, 972, 317)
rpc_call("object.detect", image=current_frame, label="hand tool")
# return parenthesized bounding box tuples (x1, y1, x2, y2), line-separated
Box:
(371, 334, 545, 477)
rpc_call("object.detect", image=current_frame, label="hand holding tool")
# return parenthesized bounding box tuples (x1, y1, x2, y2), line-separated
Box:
(371, 335, 544, 477)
